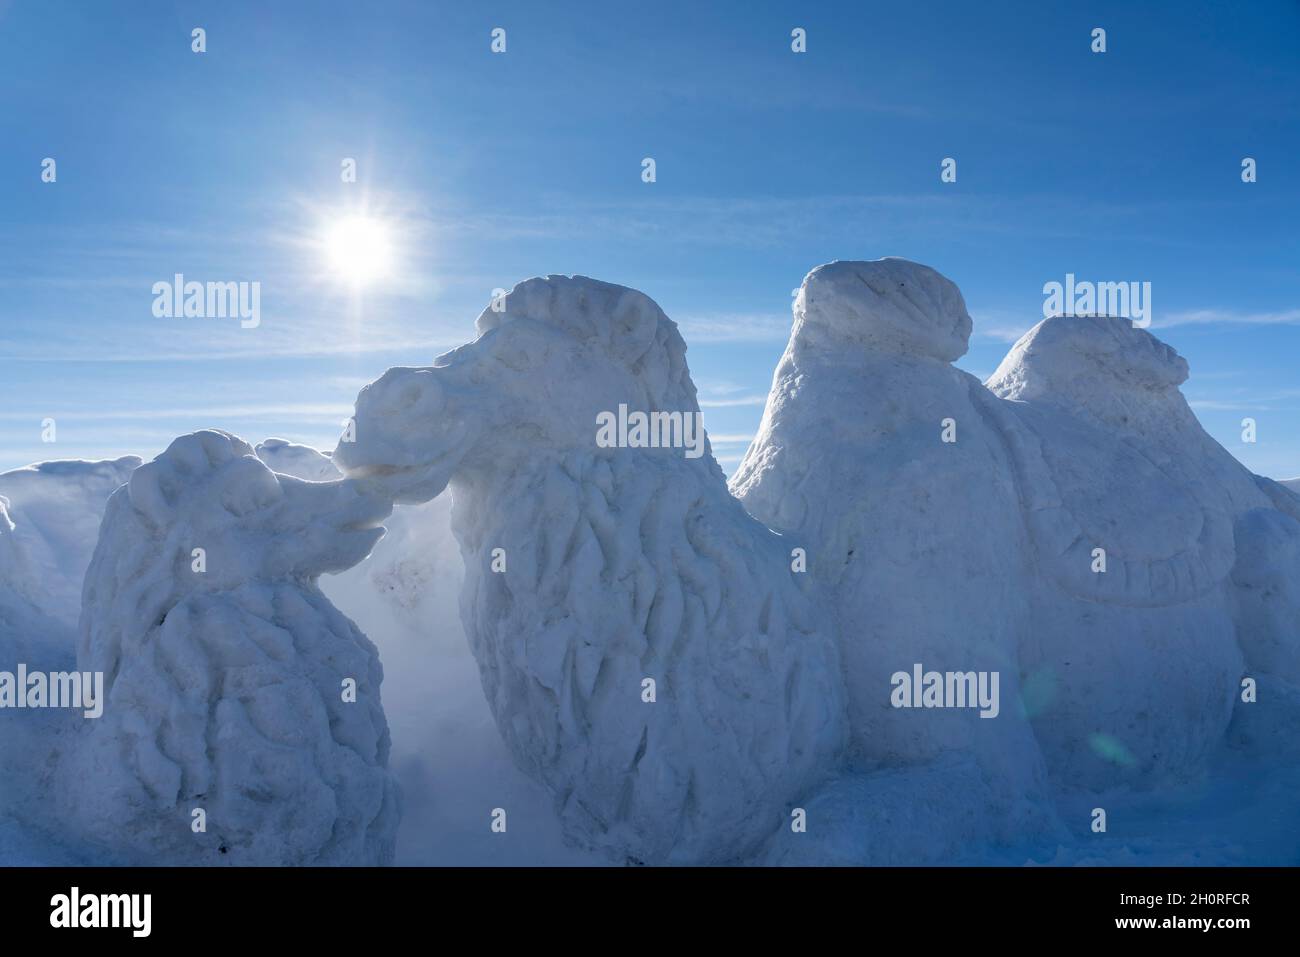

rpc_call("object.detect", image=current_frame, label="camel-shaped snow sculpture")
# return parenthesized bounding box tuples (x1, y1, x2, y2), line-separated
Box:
(736, 259, 1300, 820)
(334, 276, 847, 865)
(984, 312, 1300, 783)
(66, 429, 400, 865)
(730, 259, 1061, 863)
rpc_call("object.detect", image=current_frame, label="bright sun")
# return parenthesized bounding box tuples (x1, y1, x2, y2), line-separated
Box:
(324, 215, 393, 285)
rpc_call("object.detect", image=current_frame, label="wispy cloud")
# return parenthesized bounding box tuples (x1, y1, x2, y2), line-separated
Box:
(971, 304, 1300, 340)
(972, 325, 1032, 344)
(0, 403, 351, 422)
(968, 308, 1036, 345)
(1188, 400, 1264, 411)
(0, 317, 464, 363)
(699, 395, 767, 408)
(706, 433, 755, 445)
(676, 313, 790, 343)
(1156, 308, 1300, 329)
(1187, 387, 1300, 413)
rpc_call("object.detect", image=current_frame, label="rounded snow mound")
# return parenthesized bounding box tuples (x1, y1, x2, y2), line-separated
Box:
(255, 437, 343, 482)
(794, 258, 973, 361)
(71, 429, 400, 865)
(987, 314, 1189, 405)
(475, 274, 692, 406)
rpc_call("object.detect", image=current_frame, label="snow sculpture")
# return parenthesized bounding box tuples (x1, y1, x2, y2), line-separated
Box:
(738, 259, 1300, 824)
(335, 276, 847, 864)
(984, 314, 1300, 786)
(731, 259, 1060, 862)
(67, 429, 399, 864)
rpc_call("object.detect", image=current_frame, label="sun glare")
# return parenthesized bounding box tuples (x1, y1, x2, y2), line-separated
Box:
(324, 215, 393, 285)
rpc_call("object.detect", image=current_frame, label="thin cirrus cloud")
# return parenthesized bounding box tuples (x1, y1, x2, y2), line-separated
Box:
(675, 312, 791, 343)
(0, 403, 352, 423)
(1187, 388, 1300, 413)
(698, 395, 768, 408)
(706, 433, 756, 445)
(0, 305, 466, 362)
(1154, 308, 1300, 329)
(970, 305, 1300, 342)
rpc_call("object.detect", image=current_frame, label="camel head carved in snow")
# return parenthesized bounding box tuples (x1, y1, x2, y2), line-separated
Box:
(335, 276, 847, 865)
(337, 276, 712, 504)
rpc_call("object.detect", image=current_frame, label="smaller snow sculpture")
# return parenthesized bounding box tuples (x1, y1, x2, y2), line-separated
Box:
(66, 429, 399, 865)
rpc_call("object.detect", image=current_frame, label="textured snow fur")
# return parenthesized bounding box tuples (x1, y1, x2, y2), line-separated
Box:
(64, 430, 400, 865)
(335, 276, 847, 864)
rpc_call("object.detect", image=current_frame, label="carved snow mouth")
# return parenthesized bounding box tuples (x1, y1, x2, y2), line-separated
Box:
(345, 453, 458, 506)
(336, 413, 473, 506)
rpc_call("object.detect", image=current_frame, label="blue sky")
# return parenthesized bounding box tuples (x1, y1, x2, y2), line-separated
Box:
(2, 0, 1298, 478)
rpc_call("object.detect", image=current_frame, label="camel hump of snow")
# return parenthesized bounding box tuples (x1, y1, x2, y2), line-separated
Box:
(982, 314, 1247, 605)
(987, 314, 1189, 407)
(795, 258, 973, 361)
(71, 429, 400, 865)
(474, 274, 694, 408)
